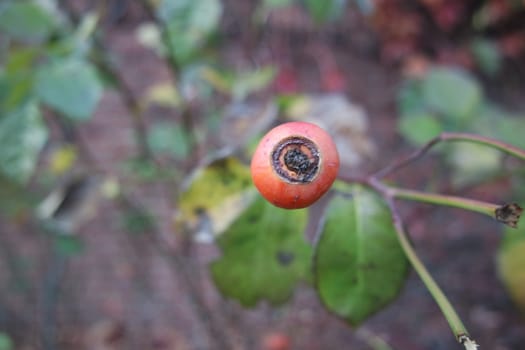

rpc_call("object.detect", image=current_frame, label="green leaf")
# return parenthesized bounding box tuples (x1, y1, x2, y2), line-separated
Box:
(5, 47, 39, 73)
(422, 67, 482, 122)
(0, 48, 39, 113)
(54, 235, 84, 257)
(0, 72, 34, 113)
(120, 208, 154, 235)
(158, 0, 222, 63)
(120, 157, 168, 181)
(472, 105, 525, 149)
(0, 333, 13, 350)
(470, 38, 501, 76)
(397, 80, 425, 117)
(498, 225, 525, 313)
(210, 196, 312, 306)
(35, 59, 103, 120)
(315, 186, 409, 326)
(305, 0, 346, 23)
(254, 0, 294, 22)
(263, 0, 294, 8)
(180, 64, 215, 100)
(447, 143, 501, 187)
(147, 121, 192, 158)
(0, 1, 56, 41)
(398, 113, 443, 146)
(0, 101, 47, 184)
(175, 157, 255, 237)
(232, 66, 276, 101)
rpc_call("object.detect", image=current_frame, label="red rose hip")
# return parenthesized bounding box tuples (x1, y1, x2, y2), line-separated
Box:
(250, 122, 340, 209)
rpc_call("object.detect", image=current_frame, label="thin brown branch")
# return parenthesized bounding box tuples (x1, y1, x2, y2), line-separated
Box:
(50, 105, 231, 349)
(40, 248, 67, 350)
(139, 0, 198, 147)
(116, 194, 234, 350)
(139, 0, 181, 76)
(440, 132, 525, 160)
(94, 58, 154, 159)
(373, 132, 525, 180)
(371, 135, 442, 179)
(58, 0, 154, 161)
(482, 7, 525, 37)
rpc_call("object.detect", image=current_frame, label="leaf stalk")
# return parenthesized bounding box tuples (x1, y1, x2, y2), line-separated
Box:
(367, 178, 473, 347)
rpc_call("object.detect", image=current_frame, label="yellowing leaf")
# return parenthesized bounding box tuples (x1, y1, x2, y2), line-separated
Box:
(49, 145, 76, 175)
(175, 157, 255, 239)
(498, 225, 525, 312)
(200, 66, 231, 94)
(143, 82, 181, 108)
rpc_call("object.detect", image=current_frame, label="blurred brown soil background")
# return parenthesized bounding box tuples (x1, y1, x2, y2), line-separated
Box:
(1, 0, 525, 349)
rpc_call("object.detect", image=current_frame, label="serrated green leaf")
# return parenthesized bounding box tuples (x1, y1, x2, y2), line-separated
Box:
(210, 196, 311, 306)
(315, 186, 409, 326)
(0, 101, 47, 184)
(35, 59, 103, 120)
(158, 0, 222, 63)
(0, 1, 56, 41)
(422, 67, 482, 122)
(398, 113, 443, 146)
(498, 225, 525, 312)
(176, 157, 255, 236)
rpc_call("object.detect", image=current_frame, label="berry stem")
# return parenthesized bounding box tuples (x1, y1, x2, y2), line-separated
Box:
(388, 186, 497, 216)
(386, 186, 522, 228)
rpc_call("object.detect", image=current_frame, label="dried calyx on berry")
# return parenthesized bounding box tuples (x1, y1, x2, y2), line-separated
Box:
(272, 136, 320, 183)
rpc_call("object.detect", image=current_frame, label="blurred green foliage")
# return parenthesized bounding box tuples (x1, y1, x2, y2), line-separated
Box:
(397, 66, 525, 187)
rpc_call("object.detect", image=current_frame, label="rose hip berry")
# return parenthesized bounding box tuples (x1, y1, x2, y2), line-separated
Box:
(250, 122, 340, 209)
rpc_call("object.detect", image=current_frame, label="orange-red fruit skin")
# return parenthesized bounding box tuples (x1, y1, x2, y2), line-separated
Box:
(250, 122, 340, 209)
